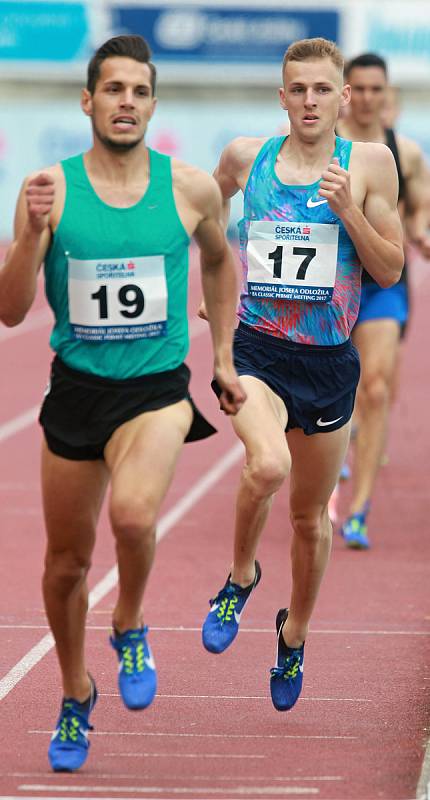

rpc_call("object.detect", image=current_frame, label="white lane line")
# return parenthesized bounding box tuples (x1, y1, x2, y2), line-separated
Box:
(99, 692, 371, 703)
(0, 407, 39, 444)
(86, 771, 342, 782)
(0, 789, 276, 800)
(2, 623, 429, 637)
(0, 442, 243, 702)
(103, 755, 266, 760)
(102, 625, 430, 636)
(18, 788, 319, 797)
(0, 787, 320, 800)
(30, 730, 356, 741)
(151, 627, 430, 636)
(416, 733, 430, 800)
(12, 772, 341, 781)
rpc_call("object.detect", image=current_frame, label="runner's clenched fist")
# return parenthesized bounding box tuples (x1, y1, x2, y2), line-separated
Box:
(318, 157, 353, 217)
(26, 173, 55, 233)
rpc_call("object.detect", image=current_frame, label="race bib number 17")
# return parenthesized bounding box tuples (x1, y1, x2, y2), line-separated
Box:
(247, 220, 339, 303)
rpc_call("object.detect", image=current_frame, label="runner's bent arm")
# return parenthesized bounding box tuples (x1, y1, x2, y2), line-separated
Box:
(319, 144, 404, 287)
(194, 174, 246, 415)
(402, 142, 430, 258)
(0, 173, 54, 326)
(198, 138, 260, 321)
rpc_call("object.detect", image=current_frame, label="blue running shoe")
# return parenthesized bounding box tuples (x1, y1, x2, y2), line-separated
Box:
(270, 609, 304, 712)
(48, 675, 97, 772)
(202, 561, 261, 654)
(110, 626, 157, 710)
(341, 512, 370, 549)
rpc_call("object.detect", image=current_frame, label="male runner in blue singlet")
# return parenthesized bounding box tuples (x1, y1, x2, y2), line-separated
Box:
(336, 53, 430, 548)
(0, 35, 245, 771)
(200, 38, 403, 711)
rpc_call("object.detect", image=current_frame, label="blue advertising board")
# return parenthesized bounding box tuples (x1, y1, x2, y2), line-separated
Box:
(0, 1, 91, 62)
(112, 5, 339, 63)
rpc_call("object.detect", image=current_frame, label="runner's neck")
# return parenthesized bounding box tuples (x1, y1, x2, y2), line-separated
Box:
(277, 131, 337, 185)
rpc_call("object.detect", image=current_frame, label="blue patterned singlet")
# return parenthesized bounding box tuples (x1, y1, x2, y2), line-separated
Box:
(238, 136, 361, 346)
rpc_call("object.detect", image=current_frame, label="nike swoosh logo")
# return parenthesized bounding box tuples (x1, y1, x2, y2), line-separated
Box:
(144, 653, 156, 671)
(234, 610, 242, 624)
(316, 416, 343, 427)
(210, 603, 219, 613)
(306, 197, 328, 208)
(299, 664, 304, 673)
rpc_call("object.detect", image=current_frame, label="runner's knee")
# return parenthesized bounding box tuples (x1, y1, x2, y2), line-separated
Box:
(290, 508, 330, 544)
(362, 373, 390, 410)
(43, 548, 92, 594)
(110, 496, 157, 546)
(244, 450, 291, 498)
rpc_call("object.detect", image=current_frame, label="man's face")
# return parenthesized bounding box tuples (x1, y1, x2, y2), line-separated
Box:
(81, 56, 156, 152)
(280, 58, 349, 142)
(347, 65, 387, 126)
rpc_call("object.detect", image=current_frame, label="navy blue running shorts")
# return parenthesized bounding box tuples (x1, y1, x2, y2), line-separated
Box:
(40, 356, 216, 460)
(212, 323, 360, 436)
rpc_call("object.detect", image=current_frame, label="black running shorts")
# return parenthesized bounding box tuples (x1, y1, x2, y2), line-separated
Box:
(40, 355, 216, 460)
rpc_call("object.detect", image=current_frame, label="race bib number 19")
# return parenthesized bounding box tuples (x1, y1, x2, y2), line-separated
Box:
(247, 220, 339, 303)
(68, 255, 167, 341)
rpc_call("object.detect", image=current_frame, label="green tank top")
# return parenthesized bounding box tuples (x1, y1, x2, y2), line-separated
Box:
(44, 149, 190, 378)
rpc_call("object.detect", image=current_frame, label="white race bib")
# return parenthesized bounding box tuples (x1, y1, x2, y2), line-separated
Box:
(68, 255, 167, 341)
(247, 220, 339, 303)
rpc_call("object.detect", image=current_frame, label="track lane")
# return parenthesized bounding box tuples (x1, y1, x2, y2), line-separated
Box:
(0, 252, 429, 799)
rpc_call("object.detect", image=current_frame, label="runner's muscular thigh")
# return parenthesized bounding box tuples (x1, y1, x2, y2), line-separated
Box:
(104, 399, 193, 473)
(230, 376, 288, 451)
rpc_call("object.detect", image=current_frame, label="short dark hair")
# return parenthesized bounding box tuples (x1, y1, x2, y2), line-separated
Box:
(87, 35, 157, 95)
(345, 53, 388, 79)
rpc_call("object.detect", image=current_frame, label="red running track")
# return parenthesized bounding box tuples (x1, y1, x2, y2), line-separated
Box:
(0, 246, 429, 800)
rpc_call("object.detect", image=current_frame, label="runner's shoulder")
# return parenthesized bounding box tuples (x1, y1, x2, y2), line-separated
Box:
(171, 158, 222, 214)
(351, 140, 397, 172)
(219, 136, 268, 176)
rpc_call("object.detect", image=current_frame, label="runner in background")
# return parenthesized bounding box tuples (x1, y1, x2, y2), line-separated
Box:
(336, 53, 430, 549)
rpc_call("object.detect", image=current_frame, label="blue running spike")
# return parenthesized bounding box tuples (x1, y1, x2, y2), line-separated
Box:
(270, 609, 304, 712)
(202, 561, 261, 654)
(48, 676, 97, 772)
(341, 512, 370, 549)
(110, 626, 157, 710)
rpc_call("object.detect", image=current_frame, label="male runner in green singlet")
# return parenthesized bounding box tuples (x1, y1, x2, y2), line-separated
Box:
(0, 35, 245, 772)
(336, 53, 430, 548)
(199, 38, 403, 712)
